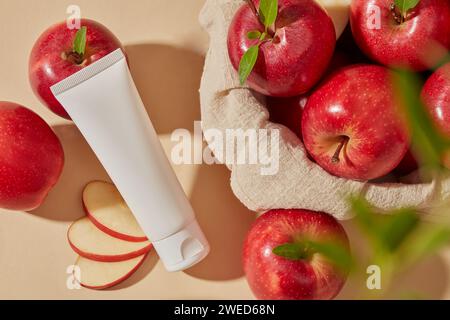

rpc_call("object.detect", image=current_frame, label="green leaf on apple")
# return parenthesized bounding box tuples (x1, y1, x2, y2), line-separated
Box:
(73, 26, 87, 56)
(258, 0, 278, 29)
(273, 240, 353, 272)
(273, 243, 307, 260)
(238, 0, 278, 85)
(394, 0, 420, 16)
(239, 45, 259, 85)
(306, 241, 353, 272)
(247, 30, 262, 40)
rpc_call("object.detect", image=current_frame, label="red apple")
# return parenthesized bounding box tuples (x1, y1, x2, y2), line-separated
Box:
(421, 62, 450, 166)
(29, 19, 124, 119)
(350, 0, 450, 71)
(227, 0, 336, 97)
(394, 150, 419, 176)
(335, 24, 370, 66)
(243, 209, 350, 300)
(0, 102, 64, 211)
(302, 65, 409, 181)
(422, 63, 450, 136)
(266, 95, 306, 140)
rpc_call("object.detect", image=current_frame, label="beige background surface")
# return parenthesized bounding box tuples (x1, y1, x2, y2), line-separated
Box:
(0, 0, 449, 300)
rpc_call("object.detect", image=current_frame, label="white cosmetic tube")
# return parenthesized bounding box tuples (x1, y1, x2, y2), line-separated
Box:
(51, 49, 209, 272)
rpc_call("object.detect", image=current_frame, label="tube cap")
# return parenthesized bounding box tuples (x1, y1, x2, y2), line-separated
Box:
(152, 220, 210, 272)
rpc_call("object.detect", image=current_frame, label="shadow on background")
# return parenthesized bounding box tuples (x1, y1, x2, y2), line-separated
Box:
(126, 44, 203, 133)
(111, 251, 160, 291)
(186, 163, 257, 281)
(30, 124, 111, 221)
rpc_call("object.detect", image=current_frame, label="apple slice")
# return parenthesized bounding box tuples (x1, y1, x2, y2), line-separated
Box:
(68, 218, 152, 262)
(83, 181, 148, 242)
(74, 254, 147, 290)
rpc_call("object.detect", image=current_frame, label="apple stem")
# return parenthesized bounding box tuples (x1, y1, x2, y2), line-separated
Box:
(390, 3, 406, 24)
(331, 136, 349, 164)
(65, 52, 85, 65)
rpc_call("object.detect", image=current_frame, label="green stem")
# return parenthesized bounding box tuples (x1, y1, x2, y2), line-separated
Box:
(71, 26, 87, 64)
(391, 2, 406, 24)
(245, 0, 275, 37)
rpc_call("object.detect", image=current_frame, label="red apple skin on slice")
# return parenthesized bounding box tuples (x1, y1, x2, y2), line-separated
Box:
(74, 254, 148, 290)
(68, 218, 152, 262)
(83, 181, 148, 242)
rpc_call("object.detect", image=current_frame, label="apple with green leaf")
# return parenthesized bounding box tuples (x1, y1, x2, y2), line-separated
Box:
(29, 19, 124, 119)
(243, 209, 351, 300)
(350, 0, 450, 71)
(228, 0, 336, 97)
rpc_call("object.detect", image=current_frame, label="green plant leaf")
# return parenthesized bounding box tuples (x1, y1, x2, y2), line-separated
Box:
(379, 208, 420, 252)
(247, 30, 262, 40)
(350, 197, 419, 253)
(308, 241, 353, 272)
(394, 0, 420, 16)
(438, 53, 450, 66)
(259, 32, 268, 41)
(238, 45, 259, 85)
(273, 240, 353, 272)
(73, 26, 87, 56)
(350, 196, 381, 239)
(259, 0, 278, 29)
(403, 225, 450, 263)
(273, 243, 305, 260)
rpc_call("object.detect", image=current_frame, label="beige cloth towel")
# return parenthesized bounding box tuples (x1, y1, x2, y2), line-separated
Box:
(198, 0, 447, 220)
